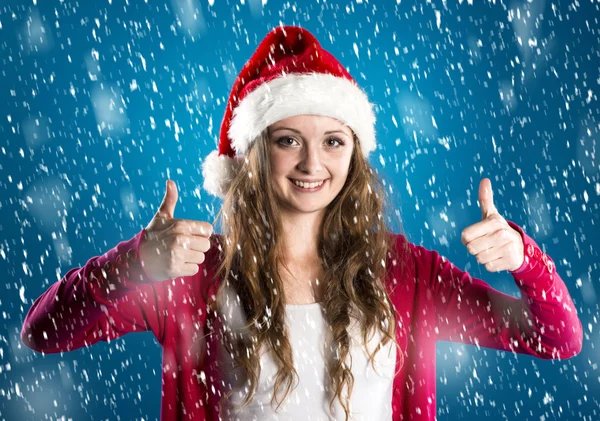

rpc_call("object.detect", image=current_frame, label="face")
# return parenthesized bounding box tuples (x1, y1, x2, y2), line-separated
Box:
(267, 115, 355, 217)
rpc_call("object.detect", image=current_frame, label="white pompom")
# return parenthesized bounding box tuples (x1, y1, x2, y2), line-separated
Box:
(201, 150, 244, 198)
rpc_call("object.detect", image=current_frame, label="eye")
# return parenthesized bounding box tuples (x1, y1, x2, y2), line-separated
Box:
(275, 136, 298, 147)
(326, 137, 345, 148)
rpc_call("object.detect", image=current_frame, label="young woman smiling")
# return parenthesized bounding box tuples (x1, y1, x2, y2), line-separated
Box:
(21, 26, 583, 421)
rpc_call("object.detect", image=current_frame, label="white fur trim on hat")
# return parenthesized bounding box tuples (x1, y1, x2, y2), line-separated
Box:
(201, 150, 244, 198)
(228, 72, 376, 157)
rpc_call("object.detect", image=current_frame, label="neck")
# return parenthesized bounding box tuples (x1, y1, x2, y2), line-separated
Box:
(279, 209, 324, 261)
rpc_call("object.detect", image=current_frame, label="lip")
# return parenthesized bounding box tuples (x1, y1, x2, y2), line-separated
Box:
(290, 178, 326, 183)
(288, 178, 328, 192)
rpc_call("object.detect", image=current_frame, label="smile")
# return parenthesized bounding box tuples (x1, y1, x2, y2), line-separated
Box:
(288, 178, 327, 192)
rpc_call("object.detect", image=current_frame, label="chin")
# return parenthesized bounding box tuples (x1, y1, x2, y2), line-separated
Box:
(284, 201, 328, 214)
(278, 194, 331, 214)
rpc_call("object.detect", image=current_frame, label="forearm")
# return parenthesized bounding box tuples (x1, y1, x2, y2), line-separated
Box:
(21, 229, 158, 353)
(507, 224, 583, 358)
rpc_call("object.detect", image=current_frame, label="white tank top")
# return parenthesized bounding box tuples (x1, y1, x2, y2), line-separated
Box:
(213, 302, 396, 420)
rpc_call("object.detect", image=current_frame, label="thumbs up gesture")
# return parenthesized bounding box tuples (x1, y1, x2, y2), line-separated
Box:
(460, 178, 524, 272)
(139, 180, 214, 282)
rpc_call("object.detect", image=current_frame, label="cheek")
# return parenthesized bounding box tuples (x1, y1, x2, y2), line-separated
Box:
(269, 149, 296, 174)
(268, 151, 284, 176)
(333, 155, 353, 179)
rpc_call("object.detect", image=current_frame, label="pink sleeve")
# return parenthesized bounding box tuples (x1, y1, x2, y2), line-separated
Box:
(414, 220, 583, 360)
(20, 228, 167, 354)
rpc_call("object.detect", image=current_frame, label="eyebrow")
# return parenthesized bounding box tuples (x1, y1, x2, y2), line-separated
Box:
(270, 127, 351, 138)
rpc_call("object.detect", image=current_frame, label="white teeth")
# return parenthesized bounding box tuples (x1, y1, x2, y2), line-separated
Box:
(292, 179, 324, 189)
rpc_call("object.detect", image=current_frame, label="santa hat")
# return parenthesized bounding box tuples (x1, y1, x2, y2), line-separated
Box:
(202, 25, 377, 198)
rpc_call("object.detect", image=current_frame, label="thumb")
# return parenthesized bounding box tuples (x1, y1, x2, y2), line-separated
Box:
(478, 178, 497, 220)
(157, 179, 178, 219)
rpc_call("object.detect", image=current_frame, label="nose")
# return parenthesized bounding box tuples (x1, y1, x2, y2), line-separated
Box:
(297, 143, 324, 174)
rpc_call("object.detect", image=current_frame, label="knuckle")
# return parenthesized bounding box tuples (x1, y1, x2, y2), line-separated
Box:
(201, 223, 213, 236)
(180, 236, 190, 249)
(173, 220, 186, 233)
(168, 235, 180, 249)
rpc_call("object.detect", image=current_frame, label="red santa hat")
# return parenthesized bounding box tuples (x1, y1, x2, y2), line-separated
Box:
(202, 25, 377, 198)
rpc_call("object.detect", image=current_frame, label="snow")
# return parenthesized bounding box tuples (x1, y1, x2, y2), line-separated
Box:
(2, 0, 598, 419)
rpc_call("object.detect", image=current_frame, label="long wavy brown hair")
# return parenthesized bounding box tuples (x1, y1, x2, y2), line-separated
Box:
(204, 127, 409, 420)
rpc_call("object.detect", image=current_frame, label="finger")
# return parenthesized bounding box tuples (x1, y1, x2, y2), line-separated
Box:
(157, 179, 178, 220)
(482, 255, 513, 273)
(471, 241, 508, 265)
(461, 218, 501, 246)
(166, 250, 203, 277)
(478, 178, 498, 220)
(181, 249, 206, 265)
(181, 262, 201, 277)
(465, 228, 513, 255)
(173, 220, 214, 237)
(174, 234, 212, 253)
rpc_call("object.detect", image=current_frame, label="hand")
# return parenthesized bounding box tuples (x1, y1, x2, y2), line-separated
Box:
(461, 178, 524, 272)
(139, 180, 213, 282)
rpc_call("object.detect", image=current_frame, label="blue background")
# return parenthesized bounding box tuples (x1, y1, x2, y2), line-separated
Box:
(1, 0, 599, 419)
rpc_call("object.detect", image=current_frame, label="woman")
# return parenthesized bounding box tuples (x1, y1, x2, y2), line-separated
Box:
(20, 26, 583, 421)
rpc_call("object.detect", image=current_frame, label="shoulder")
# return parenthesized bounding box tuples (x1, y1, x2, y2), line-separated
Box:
(385, 231, 414, 260)
(384, 231, 414, 279)
(385, 231, 445, 278)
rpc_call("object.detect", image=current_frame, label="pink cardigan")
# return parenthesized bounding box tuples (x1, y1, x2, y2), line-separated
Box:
(20, 220, 583, 420)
